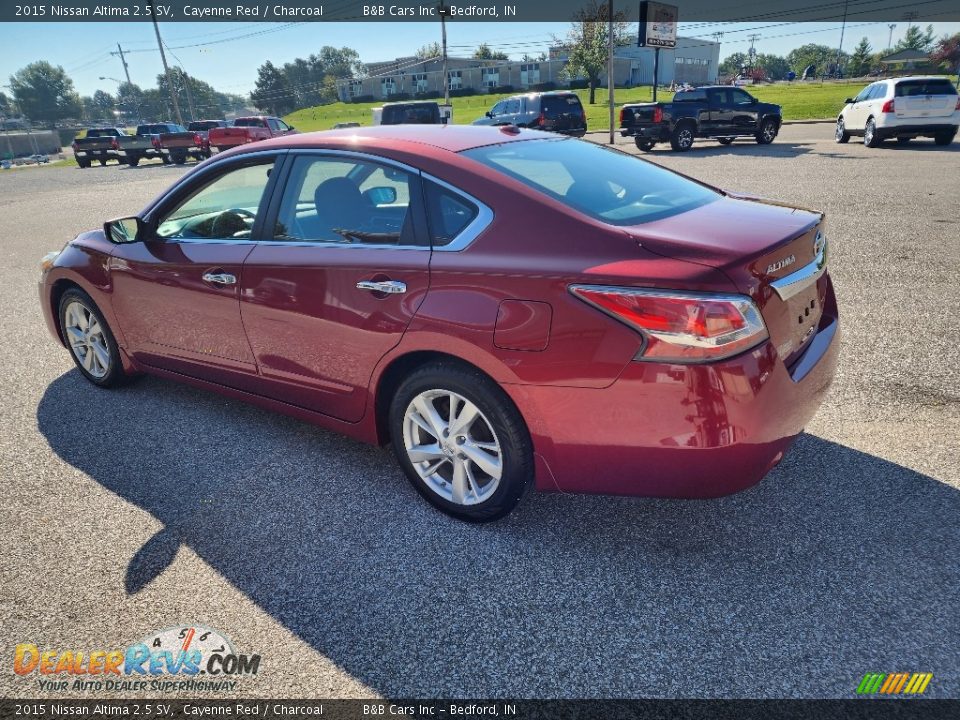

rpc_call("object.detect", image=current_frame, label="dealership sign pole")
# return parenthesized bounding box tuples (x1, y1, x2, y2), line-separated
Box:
(638, 1, 678, 103)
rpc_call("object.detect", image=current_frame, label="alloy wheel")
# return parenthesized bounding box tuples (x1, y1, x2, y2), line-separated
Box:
(63, 301, 111, 379)
(402, 389, 503, 506)
(678, 129, 693, 148)
(762, 122, 777, 142)
(835, 119, 845, 140)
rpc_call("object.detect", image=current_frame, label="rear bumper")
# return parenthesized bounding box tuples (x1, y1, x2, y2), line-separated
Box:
(510, 300, 840, 498)
(620, 125, 669, 141)
(874, 120, 958, 137)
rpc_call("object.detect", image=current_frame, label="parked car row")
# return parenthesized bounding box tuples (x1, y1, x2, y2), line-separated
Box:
(71, 116, 297, 169)
(618, 75, 957, 152)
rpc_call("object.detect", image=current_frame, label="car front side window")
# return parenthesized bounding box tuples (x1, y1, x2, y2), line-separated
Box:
(155, 161, 275, 241)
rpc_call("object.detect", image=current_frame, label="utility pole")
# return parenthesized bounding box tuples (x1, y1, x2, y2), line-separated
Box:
(747, 33, 760, 73)
(149, 0, 183, 125)
(180, 70, 196, 122)
(109, 44, 142, 122)
(439, 0, 450, 110)
(887, 24, 896, 51)
(835, 0, 848, 78)
(607, 0, 614, 145)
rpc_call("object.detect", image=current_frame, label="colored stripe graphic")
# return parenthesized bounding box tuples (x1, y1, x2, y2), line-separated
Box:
(857, 673, 933, 695)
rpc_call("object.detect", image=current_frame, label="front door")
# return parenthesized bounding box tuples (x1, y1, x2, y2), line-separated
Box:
(110, 158, 278, 388)
(728, 88, 760, 134)
(239, 152, 431, 422)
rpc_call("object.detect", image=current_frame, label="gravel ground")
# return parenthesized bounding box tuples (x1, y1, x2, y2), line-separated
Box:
(1, 125, 957, 700)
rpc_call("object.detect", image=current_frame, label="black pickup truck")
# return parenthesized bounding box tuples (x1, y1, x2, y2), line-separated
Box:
(620, 86, 782, 152)
(71, 128, 128, 168)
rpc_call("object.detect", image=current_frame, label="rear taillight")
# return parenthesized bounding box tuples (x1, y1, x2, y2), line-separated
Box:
(955, 97, 960, 111)
(881, 99, 895, 113)
(570, 285, 769, 363)
(652, 107, 663, 123)
(194, 133, 203, 146)
(619, 108, 626, 124)
(152, 137, 161, 148)
(537, 111, 545, 128)
(71, 141, 78, 152)
(110, 138, 119, 150)
(580, 109, 587, 125)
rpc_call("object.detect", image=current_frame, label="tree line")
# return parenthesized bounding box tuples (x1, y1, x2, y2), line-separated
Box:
(720, 28, 960, 81)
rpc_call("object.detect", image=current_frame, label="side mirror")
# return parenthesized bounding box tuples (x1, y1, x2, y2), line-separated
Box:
(287, 125, 295, 131)
(104, 216, 146, 244)
(365, 186, 398, 206)
(485, 111, 493, 118)
(845, 98, 855, 104)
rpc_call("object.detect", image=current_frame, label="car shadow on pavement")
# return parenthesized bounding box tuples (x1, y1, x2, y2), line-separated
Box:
(635, 140, 817, 158)
(37, 370, 959, 698)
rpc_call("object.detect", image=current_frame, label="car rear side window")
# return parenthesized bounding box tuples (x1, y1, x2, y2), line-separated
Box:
(423, 181, 479, 247)
(463, 138, 719, 226)
(273, 155, 419, 246)
(895, 79, 958, 97)
(674, 89, 707, 102)
(541, 95, 583, 117)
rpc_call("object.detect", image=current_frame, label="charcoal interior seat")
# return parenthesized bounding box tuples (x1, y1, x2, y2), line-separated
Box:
(313, 177, 369, 241)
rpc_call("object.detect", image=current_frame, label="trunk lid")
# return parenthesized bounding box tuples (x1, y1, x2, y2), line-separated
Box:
(894, 79, 958, 119)
(625, 194, 829, 367)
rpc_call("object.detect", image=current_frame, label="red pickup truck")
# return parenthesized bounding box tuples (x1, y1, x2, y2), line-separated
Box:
(208, 116, 297, 151)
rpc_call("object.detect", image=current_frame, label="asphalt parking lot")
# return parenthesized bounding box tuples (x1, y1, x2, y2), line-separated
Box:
(1, 123, 957, 699)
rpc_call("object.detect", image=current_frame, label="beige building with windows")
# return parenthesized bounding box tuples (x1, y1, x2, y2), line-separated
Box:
(336, 37, 720, 102)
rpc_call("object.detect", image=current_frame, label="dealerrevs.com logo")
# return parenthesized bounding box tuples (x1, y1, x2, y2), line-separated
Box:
(13, 626, 261, 693)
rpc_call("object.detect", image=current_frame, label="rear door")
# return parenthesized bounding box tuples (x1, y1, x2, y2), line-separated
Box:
(110, 155, 282, 388)
(238, 151, 431, 422)
(894, 78, 958, 121)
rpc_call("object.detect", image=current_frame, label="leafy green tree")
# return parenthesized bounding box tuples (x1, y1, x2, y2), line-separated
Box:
(754, 54, 790, 80)
(719, 52, 750, 76)
(251, 61, 294, 116)
(416, 42, 441, 60)
(92, 90, 115, 118)
(847, 38, 873, 77)
(556, 0, 630, 104)
(0, 91, 10, 116)
(786, 44, 847, 77)
(895, 24, 936, 53)
(473, 44, 509, 61)
(8, 60, 82, 126)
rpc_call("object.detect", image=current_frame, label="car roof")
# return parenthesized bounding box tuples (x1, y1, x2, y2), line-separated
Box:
(887, 75, 956, 82)
(242, 124, 548, 155)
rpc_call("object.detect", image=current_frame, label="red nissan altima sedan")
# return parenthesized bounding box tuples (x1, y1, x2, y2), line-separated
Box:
(39, 125, 838, 521)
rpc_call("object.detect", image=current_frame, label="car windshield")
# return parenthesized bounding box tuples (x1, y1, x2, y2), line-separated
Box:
(462, 138, 719, 225)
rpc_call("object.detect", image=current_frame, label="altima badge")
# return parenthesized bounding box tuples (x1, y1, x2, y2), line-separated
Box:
(767, 255, 796, 274)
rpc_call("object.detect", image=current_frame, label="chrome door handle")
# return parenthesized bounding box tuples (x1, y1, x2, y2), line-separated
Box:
(356, 280, 407, 294)
(202, 272, 236, 285)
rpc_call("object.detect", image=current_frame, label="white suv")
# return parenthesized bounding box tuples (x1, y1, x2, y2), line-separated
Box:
(836, 76, 959, 147)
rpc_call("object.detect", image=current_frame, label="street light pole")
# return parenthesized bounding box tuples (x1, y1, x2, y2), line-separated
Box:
(439, 0, 450, 108)
(607, 0, 614, 145)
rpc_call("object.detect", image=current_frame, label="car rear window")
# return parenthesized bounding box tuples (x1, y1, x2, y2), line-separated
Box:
(188, 121, 223, 131)
(383, 104, 439, 124)
(463, 138, 719, 226)
(895, 79, 958, 97)
(541, 95, 583, 117)
(674, 90, 708, 102)
(234, 118, 268, 127)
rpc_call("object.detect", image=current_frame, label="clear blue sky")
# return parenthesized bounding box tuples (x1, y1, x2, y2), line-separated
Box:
(3, 20, 959, 98)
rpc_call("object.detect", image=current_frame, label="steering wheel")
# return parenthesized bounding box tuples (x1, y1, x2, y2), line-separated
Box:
(211, 208, 257, 238)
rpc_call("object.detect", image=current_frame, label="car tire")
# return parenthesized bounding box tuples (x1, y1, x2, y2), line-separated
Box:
(98, 159, 107, 166)
(127, 156, 140, 167)
(835, 117, 850, 143)
(755, 118, 778, 144)
(162, 155, 172, 165)
(934, 131, 955, 146)
(389, 361, 534, 522)
(896, 137, 911, 145)
(77, 159, 90, 169)
(58, 288, 127, 388)
(172, 153, 187, 165)
(718, 137, 735, 145)
(670, 123, 695, 152)
(635, 138, 655, 151)
(864, 118, 881, 147)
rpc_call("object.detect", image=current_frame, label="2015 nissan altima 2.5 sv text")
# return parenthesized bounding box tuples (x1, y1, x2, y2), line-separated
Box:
(39, 125, 839, 522)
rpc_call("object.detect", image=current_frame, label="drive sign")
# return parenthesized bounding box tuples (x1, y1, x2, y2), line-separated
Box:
(638, 1, 678, 48)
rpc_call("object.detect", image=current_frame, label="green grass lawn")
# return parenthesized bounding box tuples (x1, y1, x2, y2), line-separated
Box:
(284, 80, 880, 132)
